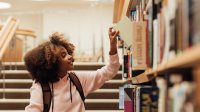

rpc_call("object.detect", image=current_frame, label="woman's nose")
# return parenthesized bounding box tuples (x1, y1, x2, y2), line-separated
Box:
(72, 58, 74, 62)
(68, 55, 73, 61)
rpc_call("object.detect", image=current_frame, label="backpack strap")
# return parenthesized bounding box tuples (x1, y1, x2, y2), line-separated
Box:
(41, 82, 52, 112)
(41, 72, 85, 112)
(68, 72, 85, 103)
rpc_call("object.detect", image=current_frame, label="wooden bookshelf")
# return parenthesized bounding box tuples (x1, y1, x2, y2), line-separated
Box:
(113, 0, 141, 23)
(113, 0, 124, 23)
(115, 0, 200, 111)
(127, 44, 200, 84)
(113, 0, 200, 84)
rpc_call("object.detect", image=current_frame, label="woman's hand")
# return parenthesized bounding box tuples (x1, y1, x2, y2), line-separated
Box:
(109, 27, 119, 55)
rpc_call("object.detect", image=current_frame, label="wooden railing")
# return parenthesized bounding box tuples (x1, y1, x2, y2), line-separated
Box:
(0, 17, 19, 60)
(0, 17, 19, 99)
(0, 17, 37, 99)
(0, 17, 36, 61)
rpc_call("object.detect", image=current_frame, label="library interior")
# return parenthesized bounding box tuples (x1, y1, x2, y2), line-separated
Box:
(0, 0, 200, 112)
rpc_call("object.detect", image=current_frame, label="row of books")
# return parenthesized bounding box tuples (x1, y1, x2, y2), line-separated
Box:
(115, 0, 200, 78)
(157, 74, 195, 112)
(119, 85, 159, 112)
(191, 0, 200, 45)
(119, 75, 195, 112)
(129, 0, 148, 22)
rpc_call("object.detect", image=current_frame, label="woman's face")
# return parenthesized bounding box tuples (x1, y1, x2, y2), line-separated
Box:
(58, 46, 74, 74)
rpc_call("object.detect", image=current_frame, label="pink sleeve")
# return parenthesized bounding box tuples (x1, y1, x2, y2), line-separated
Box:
(25, 82, 43, 112)
(78, 54, 120, 96)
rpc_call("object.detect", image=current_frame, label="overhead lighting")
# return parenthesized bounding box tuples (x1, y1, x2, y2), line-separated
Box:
(83, 0, 100, 1)
(0, 2, 11, 9)
(31, 0, 51, 1)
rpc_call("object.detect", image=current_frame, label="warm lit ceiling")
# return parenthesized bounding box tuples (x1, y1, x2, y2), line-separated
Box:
(0, 0, 114, 14)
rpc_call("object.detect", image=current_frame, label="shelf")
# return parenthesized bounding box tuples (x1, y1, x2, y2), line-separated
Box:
(113, 0, 140, 23)
(113, 0, 124, 23)
(128, 44, 200, 84)
(114, 0, 200, 84)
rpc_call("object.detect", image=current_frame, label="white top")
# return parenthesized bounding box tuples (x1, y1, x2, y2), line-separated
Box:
(25, 54, 120, 112)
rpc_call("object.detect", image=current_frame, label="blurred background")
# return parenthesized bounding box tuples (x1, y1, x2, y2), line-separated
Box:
(0, 0, 115, 63)
(0, 1, 125, 111)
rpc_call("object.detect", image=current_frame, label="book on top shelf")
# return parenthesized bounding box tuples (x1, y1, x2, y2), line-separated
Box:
(113, 16, 148, 73)
(113, 16, 133, 48)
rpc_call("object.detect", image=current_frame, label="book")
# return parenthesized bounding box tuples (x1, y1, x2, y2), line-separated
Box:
(119, 87, 125, 109)
(156, 78, 167, 112)
(124, 85, 159, 112)
(132, 21, 148, 70)
(113, 16, 148, 71)
(124, 87, 136, 112)
(147, 0, 154, 67)
(123, 55, 128, 78)
(139, 86, 159, 112)
(153, 19, 158, 69)
(190, 0, 200, 45)
(136, 86, 141, 112)
(113, 16, 133, 48)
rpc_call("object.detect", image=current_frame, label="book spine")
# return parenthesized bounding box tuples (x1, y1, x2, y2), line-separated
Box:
(140, 87, 159, 112)
(124, 87, 136, 112)
(132, 21, 148, 70)
(123, 55, 128, 78)
(136, 87, 141, 112)
(147, 3, 154, 67)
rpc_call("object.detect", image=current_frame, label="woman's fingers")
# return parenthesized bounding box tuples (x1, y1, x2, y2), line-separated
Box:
(109, 27, 119, 37)
(113, 31, 119, 38)
(109, 27, 112, 36)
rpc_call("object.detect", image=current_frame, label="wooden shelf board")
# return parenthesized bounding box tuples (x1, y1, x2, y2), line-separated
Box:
(113, 0, 125, 23)
(128, 73, 155, 84)
(121, 0, 132, 17)
(128, 44, 200, 84)
(127, 68, 155, 84)
(155, 44, 200, 74)
(113, 0, 140, 23)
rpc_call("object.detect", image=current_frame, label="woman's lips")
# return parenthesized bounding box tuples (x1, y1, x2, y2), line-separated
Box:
(68, 61, 73, 65)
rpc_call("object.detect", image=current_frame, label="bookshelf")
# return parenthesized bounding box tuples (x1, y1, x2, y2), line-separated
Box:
(113, 0, 140, 23)
(114, 0, 200, 111)
(127, 43, 200, 84)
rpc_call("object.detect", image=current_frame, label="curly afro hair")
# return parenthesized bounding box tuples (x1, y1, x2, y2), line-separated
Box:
(24, 32, 75, 83)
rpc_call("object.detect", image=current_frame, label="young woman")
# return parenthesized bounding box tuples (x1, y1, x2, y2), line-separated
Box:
(24, 28, 120, 112)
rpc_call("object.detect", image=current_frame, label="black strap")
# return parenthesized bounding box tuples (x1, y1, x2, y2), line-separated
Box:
(41, 72, 85, 112)
(41, 82, 52, 112)
(68, 72, 85, 103)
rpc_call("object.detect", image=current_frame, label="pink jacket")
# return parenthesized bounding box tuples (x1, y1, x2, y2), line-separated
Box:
(25, 54, 120, 112)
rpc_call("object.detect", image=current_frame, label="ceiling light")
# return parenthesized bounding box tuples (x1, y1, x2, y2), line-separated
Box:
(31, 0, 51, 1)
(0, 2, 11, 9)
(84, 0, 100, 1)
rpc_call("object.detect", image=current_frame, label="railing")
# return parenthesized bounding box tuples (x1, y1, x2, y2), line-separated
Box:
(0, 16, 37, 99)
(0, 17, 19, 99)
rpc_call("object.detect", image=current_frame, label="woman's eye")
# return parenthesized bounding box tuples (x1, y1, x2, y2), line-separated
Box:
(61, 52, 66, 57)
